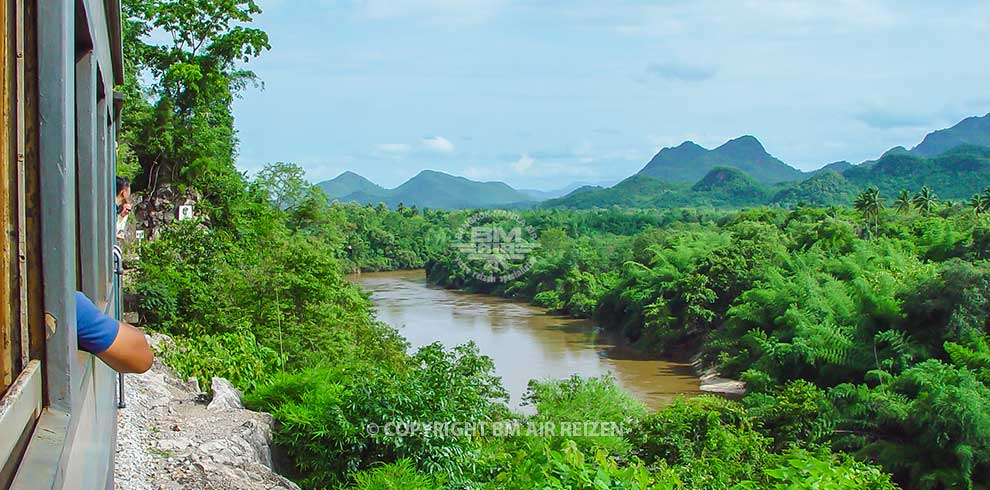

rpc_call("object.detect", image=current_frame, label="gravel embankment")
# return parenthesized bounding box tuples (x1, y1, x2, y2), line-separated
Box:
(114, 334, 299, 490)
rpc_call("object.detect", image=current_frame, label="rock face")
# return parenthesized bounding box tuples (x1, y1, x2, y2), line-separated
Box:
(132, 185, 208, 240)
(207, 378, 244, 411)
(115, 334, 298, 490)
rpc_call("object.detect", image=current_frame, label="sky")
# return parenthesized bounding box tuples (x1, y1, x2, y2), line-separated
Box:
(231, 0, 990, 190)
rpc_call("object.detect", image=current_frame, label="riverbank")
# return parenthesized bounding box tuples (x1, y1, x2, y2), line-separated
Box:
(353, 269, 707, 410)
(361, 268, 747, 400)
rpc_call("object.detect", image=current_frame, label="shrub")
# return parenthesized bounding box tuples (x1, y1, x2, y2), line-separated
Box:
(733, 450, 896, 490)
(245, 342, 509, 488)
(523, 374, 647, 455)
(532, 290, 564, 311)
(627, 396, 772, 487)
(349, 460, 441, 490)
(158, 329, 283, 393)
(490, 439, 679, 490)
(745, 379, 835, 450)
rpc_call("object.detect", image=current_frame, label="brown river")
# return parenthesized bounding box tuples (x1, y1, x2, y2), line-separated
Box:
(354, 269, 700, 411)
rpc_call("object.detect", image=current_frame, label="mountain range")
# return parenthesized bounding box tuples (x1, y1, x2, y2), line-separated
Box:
(638, 136, 804, 184)
(318, 170, 536, 209)
(318, 113, 990, 210)
(547, 113, 990, 209)
(910, 114, 990, 157)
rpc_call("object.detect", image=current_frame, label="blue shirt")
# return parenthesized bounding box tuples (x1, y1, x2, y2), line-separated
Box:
(76, 291, 119, 354)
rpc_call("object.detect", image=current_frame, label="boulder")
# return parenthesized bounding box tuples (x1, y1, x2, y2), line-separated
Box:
(208, 378, 244, 411)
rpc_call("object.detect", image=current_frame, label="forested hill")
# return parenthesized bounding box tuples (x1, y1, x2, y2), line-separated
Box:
(911, 113, 990, 157)
(317, 171, 385, 199)
(638, 136, 805, 184)
(547, 144, 990, 209)
(316, 170, 536, 209)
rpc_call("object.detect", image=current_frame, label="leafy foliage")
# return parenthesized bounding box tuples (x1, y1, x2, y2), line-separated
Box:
(245, 343, 508, 488)
(122, 2, 985, 487)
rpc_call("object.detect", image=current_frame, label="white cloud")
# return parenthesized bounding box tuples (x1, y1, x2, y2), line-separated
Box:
(422, 136, 455, 153)
(375, 143, 411, 153)
(512, 154, 535, 173)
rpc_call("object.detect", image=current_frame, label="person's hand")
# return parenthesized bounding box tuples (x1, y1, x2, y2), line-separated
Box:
(120, 202, 132, 217)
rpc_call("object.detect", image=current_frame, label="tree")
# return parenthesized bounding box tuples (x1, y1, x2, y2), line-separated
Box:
(894, 189, 912, 215)
(854, 187, 883, 237)
(254, 162, 310, 212)
(913, 186, 939, 216)
(120, 0, 270, 219)
(971, 194, 988, 214)
(972, 187, 990, 215)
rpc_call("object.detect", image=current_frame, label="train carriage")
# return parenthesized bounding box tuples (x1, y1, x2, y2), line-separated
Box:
(0, 0, 125, 488)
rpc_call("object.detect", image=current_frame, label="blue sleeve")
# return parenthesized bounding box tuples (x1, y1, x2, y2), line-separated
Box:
(75, 291, 119, 354)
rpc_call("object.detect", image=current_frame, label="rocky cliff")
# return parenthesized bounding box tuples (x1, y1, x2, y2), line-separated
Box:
(114, 334, 298, 490)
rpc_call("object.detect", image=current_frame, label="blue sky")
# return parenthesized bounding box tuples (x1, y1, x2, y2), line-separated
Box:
(232, 0, 990, 190)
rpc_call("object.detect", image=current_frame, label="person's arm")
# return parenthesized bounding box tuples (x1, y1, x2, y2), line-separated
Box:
(97, 321, 153, 373)
(76, 291, 154, 373)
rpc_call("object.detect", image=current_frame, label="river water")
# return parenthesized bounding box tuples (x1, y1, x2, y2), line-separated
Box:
(354, 269, 701, 411)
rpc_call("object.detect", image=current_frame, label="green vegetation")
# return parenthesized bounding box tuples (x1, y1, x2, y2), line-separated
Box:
(427, 203, 990, 487)
(120, 1, 990, 488)
(548, 146, 990, 210)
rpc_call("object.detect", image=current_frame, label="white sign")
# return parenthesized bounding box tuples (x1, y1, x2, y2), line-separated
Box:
(177, 205, 194, 221)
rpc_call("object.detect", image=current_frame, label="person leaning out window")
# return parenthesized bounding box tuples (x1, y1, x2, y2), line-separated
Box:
(76, 291, 153, 373)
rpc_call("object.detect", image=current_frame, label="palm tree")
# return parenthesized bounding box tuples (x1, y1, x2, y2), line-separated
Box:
(912, 186, 939, 216)
(854, 187, 884, 237)
(894, 189, 912, 215)
(970, 194, 988, 214)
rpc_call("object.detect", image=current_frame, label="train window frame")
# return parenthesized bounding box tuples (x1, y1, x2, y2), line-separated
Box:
(4, 0, 124, 488)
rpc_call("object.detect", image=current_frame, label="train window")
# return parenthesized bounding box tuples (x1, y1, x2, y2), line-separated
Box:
(75, 52, 99, 302)
(3, 0, 124, 485)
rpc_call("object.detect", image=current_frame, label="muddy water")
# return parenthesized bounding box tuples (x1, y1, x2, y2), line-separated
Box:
(354, 269, 701, 411)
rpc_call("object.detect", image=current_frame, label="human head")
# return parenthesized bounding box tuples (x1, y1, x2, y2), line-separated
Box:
(115, 177, 131, 216)
(115, 177, 131, 205)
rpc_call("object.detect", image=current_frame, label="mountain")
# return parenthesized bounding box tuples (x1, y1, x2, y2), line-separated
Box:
(386, 170, 534, 209)
(542, 175, 692, 209)
(545, 144, 990, 210)
(320, 115, 990, 211)
(911, 113, 990, 157)
(543, 167, 769, 209)
(331, 170, 536, 209)
(638, 136, 804, 184)
(317, 171, 386, 199)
